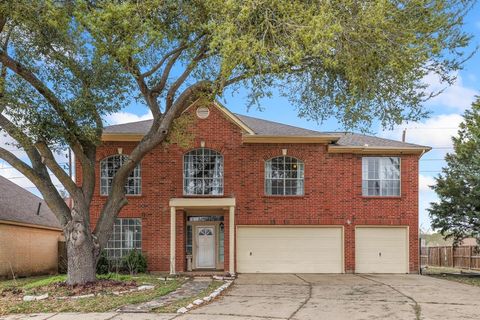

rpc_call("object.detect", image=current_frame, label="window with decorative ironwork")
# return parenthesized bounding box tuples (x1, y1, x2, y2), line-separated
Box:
(183, 148, 223, 195)
(100, 155, 141, 195)
(362, 157, 401, 196)
(265, 156, 304, 195)
(105, 218, 142, 259)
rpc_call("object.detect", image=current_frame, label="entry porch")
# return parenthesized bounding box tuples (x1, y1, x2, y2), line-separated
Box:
(169, 198, 235, 275)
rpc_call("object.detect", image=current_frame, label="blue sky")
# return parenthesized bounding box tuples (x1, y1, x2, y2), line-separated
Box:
(1, 6, 479, 231)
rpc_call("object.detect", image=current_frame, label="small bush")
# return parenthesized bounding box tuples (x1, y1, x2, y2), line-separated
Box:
(123, 250, 147, 275)
(96, 250, 110, 275)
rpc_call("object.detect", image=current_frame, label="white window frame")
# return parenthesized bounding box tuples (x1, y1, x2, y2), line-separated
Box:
(105, 218, 142, 259)
(183, 148, 224, 196)
(100, 155, 141, 196)
(265, 156, 305, 196)
(362, 157, 401, 196)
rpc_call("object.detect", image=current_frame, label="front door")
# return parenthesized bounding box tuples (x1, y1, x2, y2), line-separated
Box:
(196, 226, 215, 268)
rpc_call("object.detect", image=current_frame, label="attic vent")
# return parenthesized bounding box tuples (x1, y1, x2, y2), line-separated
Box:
(196, 106, 210, 119)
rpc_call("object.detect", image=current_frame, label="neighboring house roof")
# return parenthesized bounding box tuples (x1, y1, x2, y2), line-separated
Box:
(0, 176, 61, 230)
(102, 102, 430, 152)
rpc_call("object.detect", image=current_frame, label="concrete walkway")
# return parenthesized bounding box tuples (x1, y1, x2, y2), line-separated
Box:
(3, 274, 480, 320)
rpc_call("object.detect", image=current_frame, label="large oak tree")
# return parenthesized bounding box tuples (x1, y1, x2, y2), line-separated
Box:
(0, 0, 473, 284)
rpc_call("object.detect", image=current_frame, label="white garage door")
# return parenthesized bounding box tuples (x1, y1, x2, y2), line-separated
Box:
(355, 227, 408, 273)
(237, 227, 343, 273)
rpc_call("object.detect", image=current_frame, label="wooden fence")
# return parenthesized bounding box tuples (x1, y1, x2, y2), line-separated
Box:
(421, 245, 480, 270)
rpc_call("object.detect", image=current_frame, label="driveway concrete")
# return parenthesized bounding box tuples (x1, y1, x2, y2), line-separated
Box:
(182, 273, 480, 320)
(2, 274, 480, 320)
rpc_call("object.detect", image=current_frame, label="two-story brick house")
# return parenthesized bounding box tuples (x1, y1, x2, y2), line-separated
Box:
(83, 101, 430, 275)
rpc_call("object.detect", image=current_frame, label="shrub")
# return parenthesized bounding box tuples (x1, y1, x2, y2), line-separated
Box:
(123, 250, 147, 275)
(96, 250, 110, 275)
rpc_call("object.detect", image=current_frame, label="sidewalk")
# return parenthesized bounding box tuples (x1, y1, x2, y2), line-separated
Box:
(1, 313, 177, 320)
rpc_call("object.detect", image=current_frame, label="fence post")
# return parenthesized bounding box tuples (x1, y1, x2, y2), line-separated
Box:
(470, 246, 473, 270)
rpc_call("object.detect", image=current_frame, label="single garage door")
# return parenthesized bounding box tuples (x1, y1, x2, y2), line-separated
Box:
(355, 227, 408, 273)
(237, 226, 343, 273)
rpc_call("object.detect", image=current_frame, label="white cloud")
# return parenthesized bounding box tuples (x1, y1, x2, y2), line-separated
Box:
(382, 113, 463, 149)
(423, 72, 478, 112)
(419, 174, 436, 192)
(104, 110, 153, 126)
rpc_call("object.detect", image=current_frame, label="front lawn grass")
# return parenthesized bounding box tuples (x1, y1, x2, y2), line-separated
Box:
(424, 267, 480, 287)
(0, 273, 184, 315)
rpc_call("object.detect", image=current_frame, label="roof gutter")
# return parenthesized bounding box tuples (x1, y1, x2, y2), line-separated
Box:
(327, 145, 432, 155)
(0, 219, 62, 231)
(102, 133, 144, 142)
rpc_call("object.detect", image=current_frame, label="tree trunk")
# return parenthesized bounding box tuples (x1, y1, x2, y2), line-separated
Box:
(64, 207, 98, 285)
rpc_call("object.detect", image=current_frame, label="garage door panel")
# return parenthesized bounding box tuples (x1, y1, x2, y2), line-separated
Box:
(355, 227, 408, 274)
(237, 227, 343, 273)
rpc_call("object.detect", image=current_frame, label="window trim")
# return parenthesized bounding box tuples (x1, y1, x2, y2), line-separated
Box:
(183, 148, 224, 196)
(264, 156, 305, 196)
(99, 154, 142, 196)
(362, 157, 401, 197)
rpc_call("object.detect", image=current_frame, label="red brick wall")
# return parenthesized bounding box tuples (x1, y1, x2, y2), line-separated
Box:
(79, 105, 420, 273)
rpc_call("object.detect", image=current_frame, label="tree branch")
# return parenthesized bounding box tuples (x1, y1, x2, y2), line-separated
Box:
(150, 48, 184, 94)
(165, 42, 209, 111)
(140, 42, 188, 78)
(0, 50, 82, 145)
(34, 141, 79, 196)
(0, 146, 71, 226)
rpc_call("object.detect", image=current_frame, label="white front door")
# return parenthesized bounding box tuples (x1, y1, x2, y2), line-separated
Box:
(196, 226, 215, 268)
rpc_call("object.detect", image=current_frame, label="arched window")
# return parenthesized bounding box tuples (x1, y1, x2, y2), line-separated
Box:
(100, 155, 141, 195)
(184, 148, 223, 195)
(265, 156, 304, 195)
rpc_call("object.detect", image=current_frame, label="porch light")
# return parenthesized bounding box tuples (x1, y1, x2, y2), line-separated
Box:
(219, 222, 224, 231)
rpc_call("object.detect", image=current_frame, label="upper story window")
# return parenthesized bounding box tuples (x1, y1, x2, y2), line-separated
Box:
(100, 155, 141, 196)
(265, 156, 304, 196)
(184, 148, 223, 195)
(362, 157, 400, 196)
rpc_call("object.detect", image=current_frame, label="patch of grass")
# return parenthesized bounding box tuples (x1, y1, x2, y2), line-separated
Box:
(154, 280, 224, 313)
(22, 275, 67, 290)
(0, 274, 184, 316)
(424, 267, 480, 287)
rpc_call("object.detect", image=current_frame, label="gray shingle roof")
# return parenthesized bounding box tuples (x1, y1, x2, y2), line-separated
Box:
(104, 112, 428, 149)
(0, 176, 61, 229)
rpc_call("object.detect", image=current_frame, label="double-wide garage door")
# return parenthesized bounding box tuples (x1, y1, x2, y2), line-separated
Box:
(236, 226, 409, 273)
(237, 227, 343, 273)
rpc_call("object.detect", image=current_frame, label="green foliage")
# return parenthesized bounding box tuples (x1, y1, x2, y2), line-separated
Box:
(0, 0, 131, 147)
(96, 250, 110, 275)
(80, 0, 472, 130)
(96, 250, 147, 275)
(429, 97, 480, 245)
(123, 249, 148, 275)
(22, 275, 67, 290)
